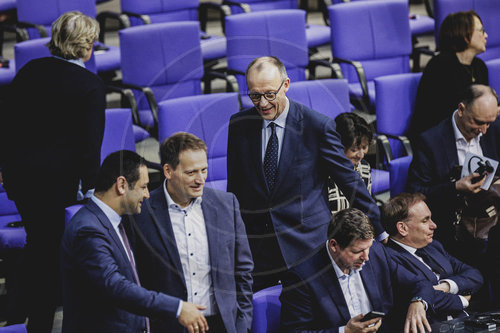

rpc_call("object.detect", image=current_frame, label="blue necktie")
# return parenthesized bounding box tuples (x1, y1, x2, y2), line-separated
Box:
(264, 122, 279, 191)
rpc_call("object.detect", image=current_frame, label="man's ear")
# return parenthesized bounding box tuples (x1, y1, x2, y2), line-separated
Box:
(115, 176, 127, 195)
(328, 239, 338, 253)
(163, 164, 173, 180)
(457, 102, 466, 116)
(396, 221, 408, 237)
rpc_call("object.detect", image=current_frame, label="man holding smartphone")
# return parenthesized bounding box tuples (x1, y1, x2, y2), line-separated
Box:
(280, 208, 435, 333)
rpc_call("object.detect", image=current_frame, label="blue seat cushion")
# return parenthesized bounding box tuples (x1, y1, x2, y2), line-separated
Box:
(371, 168, 390, 195)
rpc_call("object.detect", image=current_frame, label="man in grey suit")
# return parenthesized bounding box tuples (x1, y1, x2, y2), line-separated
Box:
(128, 132, 254, 333)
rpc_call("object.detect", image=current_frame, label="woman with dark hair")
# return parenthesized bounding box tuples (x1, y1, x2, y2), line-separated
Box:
(409, 10, 489, 137)
(328, 112, 373, 214)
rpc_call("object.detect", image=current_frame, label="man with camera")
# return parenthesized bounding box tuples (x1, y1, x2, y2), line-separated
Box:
(407, 84, 500, 303)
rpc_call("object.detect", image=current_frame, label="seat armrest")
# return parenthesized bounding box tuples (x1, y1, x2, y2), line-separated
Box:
(199, 2, 231, 34)
(16, 22, 48, 41)
(375, 134, 393, 169)
(308, 59, 343, 80)
(223, 1, 251, 13)
(380, 133, 413, 156)
(332, 57, 369, 108)
(122, 12, 151, 25)
(96, 11, 131, 43)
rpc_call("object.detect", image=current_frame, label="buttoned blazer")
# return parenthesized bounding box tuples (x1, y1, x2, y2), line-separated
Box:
(279, 242, 436, 333)
(61, 200, 180, 333)
(227, 100, 382, 267)
(387, 239, 483, 320)
(407, 117, 500, 224)
(128, 186, 254, 333)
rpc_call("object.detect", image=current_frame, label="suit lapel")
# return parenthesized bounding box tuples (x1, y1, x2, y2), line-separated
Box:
(149, 188, 186, 286)
(247, 109, 267, 192)
(87, 200, 136, 280)
(442, 120, 459, 169)
(388, 240, 438, 283)
(273, 101, 302, 197)
(360, 261, 383, 310)
(318, 250, 351, 323)
(201, 190, 219, 272)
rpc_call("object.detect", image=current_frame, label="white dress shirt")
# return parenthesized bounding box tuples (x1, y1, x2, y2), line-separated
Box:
(164, 181, 216, 316)
(326, 242, 372, 333)
(452, 110, 483, 166)
(261, 97, 290, 163)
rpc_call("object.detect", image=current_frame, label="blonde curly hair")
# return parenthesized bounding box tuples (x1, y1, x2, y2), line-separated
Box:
(47, 11, 99, 60)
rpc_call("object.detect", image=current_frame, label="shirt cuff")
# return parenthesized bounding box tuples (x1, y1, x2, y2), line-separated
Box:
(339, 326, 345, 333)
(458, 295, 469, 309)
(176, 300, 183, 318)
(376, 231, 389, 242)
(439, 279, 458, 294)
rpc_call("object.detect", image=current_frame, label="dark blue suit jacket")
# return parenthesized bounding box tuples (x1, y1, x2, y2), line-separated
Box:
(128, 186, 254, 333)
(61, 200, 180, 333)
(407, 117, 500, 240)
(387, 239, 483, 320)
(279, 242, 436, 333)
(227, 100, 382, 268)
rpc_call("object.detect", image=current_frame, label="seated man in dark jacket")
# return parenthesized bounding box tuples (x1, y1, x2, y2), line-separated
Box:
(280, 208, 436, 333)
(383, 193, 483, 319)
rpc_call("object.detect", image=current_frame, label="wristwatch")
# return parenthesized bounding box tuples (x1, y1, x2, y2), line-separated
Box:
(410, 296, 423, 304)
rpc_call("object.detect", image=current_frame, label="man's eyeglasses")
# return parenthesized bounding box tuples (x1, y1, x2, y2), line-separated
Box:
(247, 80, 285, 102)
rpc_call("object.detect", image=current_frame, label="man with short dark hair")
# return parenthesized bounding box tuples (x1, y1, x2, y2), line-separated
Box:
(129, 132, 253, 333)
(62, 150, 207, 333)
(227, 56, 385, 291)
(383, 193, 483, 320)
(280, 208, 435, 333)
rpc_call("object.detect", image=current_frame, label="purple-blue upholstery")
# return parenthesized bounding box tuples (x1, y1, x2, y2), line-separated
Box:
(224, 0, 330, 49)
(329, 0, 412, 107)
(371, 168, 390, 195)
(205, 179, 227, 192)
(15, 0, 120, 73)
(14, 37, 97, 74)
(286, 79, 351, 118)
(0, 324, 27, 333)
(0, 59, 15, 86)
(157, 93, 239, 182)
(0, 184, 26, 250)
(120, 21, 204, 129)
(375, 72, 421, 159)
(120, 0, 226, 62)
(434, 0, 500, 61)
(225, 9, 309, 109)
(251, 284, 282, 333)
(389, 155, 413, 197)
(486, 59, 500, 98)
(65, 204, 84, 225)
(101, 108, 136, 164)
(0, 0, 15, 12)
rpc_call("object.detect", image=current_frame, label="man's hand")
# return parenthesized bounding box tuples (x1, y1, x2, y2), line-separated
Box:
(404, 301, 431, 333)
(463, 295, 472, 302)
(381, 237, 389, 245)
(456, 173, 485, 193)
(433, 282, 450, 293)
(178, 302, 209, 333)
(345, 313, 382, 333)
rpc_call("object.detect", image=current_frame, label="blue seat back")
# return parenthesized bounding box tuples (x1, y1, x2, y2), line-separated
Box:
(226, 0, 296, 14)
(287, 79, 351, 119)
(486, 59, 500, 97)
(101, 109, 136, 164)
(375, 72, 422, 159)
(0, 184, 21, 229)
(157, 93, 240, 182)
(434, 0, 500, 61)
(251, 284, 282, 333)
(389, 155, 413, 197)
(329, 0, 412, 84)
(121, 0, 199, 25)
(15, 38, 97, 74)
(0, 324, 27, 333)
(120, 21, 203, 111)
(65, 204, 84, 225)
(225, 9, 309, 98)
(17, 0, 96, 26)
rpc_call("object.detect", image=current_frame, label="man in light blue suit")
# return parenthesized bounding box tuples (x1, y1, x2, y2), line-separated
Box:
(280, 208, 433, 333)
(227, 56, 386, 291)
(62, 150, 208, 333)
(383, 192, 483, 320)
(128, 133, 253, 333)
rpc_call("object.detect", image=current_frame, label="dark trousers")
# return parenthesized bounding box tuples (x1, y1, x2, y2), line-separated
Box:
(14, 195, 67, 333)
(206, 314, 227, 333)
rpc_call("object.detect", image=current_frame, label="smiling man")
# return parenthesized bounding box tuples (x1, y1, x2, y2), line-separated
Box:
(383, 193, 483, 321)
(128, 132, 253, 333)
(227, 56, 385, 291)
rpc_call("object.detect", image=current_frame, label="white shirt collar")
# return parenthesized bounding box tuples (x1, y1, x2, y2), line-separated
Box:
(325, 241, 363, 279)
(262, 97, 290, 129)
(163, 180, 202, 210)
(91, 195, 122, 228)
(53, 55, 86, 68)
(390, 238, 418, 255)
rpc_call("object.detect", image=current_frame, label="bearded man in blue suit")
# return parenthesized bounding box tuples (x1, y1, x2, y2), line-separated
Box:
(227, 56, 386, 291)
